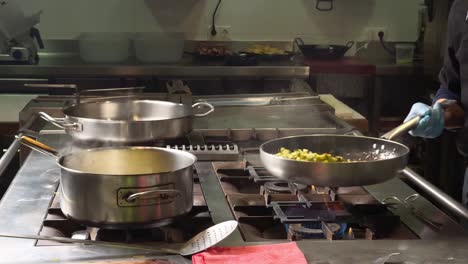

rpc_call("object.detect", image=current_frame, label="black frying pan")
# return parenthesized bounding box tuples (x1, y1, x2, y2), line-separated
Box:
(294, 38, 354, 60)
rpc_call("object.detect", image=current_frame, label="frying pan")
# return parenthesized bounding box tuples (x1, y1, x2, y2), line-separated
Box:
(294, 38, 354, 60)
(260, 116, 420, 187)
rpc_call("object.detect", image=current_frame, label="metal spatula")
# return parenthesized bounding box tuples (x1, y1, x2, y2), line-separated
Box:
(0, 220, 238, 256)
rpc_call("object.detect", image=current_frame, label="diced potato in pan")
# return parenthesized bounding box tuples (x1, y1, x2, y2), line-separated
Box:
(275, 148, 349, 162)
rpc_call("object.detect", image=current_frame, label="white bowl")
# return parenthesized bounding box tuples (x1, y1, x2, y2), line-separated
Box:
(134, 32, 184, 63)
(79, 33, 130, 63)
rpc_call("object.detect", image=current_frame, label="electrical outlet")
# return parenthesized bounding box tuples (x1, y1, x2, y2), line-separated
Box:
(365, 27, 388, 41)
(207, 25, 231, 40)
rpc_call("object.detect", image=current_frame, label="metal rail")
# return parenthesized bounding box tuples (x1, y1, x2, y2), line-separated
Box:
(0, 136, 21, 178)
(350, 129, 468, 220)
(403, 167, 468, 220)
(0, 65, 310, 78)
(0, 114, 38, 178)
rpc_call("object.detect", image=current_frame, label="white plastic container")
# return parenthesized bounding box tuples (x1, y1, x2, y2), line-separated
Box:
(395, 44, 415, 65)
(134, 32, 184, 63)
(79, 33, 130, 63)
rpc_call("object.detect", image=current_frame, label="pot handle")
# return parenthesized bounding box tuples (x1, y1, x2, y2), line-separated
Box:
(126, 189, 181, 202)
(38, 112, 82, 131)
(18, 135, 59, 158)
(192, 102, 215, 117)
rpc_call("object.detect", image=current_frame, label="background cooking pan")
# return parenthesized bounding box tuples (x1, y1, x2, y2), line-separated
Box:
(294, 38, 354, 60)
(39, 100, 214, 143)
(260, 116, 420, 187)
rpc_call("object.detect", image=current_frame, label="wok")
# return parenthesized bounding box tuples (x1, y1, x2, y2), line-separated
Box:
(260, 116, 420, 187)
(294, 38, 354, 60)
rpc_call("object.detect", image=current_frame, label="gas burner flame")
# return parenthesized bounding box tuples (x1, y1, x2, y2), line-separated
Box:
(311, 185, 317, 193)
(345, 227, 355, 240)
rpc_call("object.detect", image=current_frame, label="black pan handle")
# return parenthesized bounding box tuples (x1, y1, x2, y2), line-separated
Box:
(30, 27, 44, 49)
(345, 41, 355, 49)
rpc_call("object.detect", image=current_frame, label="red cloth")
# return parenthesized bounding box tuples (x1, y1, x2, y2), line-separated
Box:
(192, 242, 308, 264)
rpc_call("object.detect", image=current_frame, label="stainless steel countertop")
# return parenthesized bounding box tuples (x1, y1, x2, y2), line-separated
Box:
(0, 133, 467, 263)
(0, 40, 309, 79)
(0, 56, 434, 78)
(0, 55, 309, 78)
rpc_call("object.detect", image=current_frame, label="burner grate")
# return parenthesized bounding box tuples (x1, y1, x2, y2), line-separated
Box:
(36, 180, 213, 246)
(216, 162, 419, 242)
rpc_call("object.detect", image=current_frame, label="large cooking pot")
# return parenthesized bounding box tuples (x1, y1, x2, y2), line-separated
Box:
(20, 136, 197, 228)
(39, 100, 214, 143)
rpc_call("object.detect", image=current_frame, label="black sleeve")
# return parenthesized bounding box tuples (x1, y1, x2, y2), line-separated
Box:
(438, 0, 466, 98)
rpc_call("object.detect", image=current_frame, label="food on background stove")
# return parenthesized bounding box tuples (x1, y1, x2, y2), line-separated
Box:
(197, 45, 232, 56)
(247, 44, 287, 55)
(276, 147, 349, 162)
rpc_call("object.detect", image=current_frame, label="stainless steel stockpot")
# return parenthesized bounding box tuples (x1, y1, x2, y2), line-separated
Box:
(39, 100, 214, 143)
(21, 136, 197, 228)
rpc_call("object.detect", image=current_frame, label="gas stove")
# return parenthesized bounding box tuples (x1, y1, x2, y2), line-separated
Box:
(1, 94, 467, 263)
(213, 162, 417, 242)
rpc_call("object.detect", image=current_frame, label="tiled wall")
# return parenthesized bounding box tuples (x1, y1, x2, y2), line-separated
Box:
(17, 0, 423, 42)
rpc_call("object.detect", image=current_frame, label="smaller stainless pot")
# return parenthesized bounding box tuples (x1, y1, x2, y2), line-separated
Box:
(39, 100, 214, 143)
(20, 136, 197, 228)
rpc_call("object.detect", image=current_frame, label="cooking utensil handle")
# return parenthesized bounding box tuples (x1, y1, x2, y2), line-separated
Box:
(75, 87, 145, 103)
(126, 189, 181, 202)
(193, 102, 215, 117)
(380, 115, 421, 140)
(79, 87, 144, 97)
(38, 112, 81, 131)
(24, 83, 78, 90)
(0, 233, 178, 254)
(18, 135, 59, 158)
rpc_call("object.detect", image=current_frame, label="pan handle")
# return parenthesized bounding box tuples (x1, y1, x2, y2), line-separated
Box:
(192, 102, 215, 117)
(18, 135, 59, 158)
(380, 116, 421, 141)
(126, 189, 181, 202)
(78, 87, 144, 103)
(24, 84, 144, 104)
(38, 112, 82, 131)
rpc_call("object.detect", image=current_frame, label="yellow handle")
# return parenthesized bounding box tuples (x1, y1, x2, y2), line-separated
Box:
(20, 136, 59, 157)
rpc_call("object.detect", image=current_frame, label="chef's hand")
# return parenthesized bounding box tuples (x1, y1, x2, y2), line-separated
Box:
(404, 102, 444, 138)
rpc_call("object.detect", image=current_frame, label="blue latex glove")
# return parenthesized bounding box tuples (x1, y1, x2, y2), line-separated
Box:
(404, 102, 444, 138)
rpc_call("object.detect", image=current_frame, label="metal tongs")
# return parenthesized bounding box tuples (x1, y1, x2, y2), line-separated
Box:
(382, 194, 443, 231)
